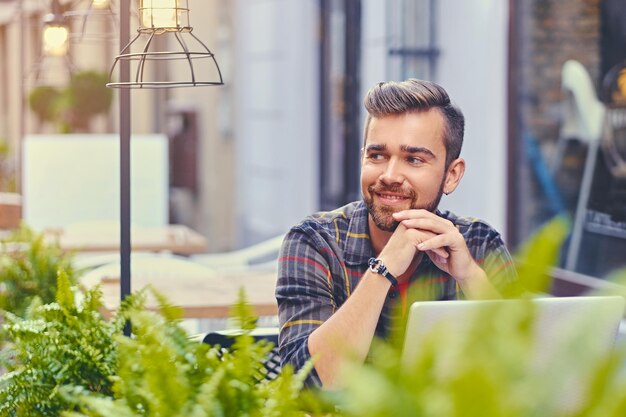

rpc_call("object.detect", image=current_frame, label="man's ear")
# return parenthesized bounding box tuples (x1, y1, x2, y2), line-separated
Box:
(443, 158, 465, 194)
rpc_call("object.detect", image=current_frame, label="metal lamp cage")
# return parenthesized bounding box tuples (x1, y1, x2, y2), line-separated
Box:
(107, 0, 223, 88)
(28, 8, 74, 88)
(64, 0, 118, 43)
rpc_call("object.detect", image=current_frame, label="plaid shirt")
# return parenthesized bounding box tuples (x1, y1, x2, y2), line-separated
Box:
(276, 200, 516, 387)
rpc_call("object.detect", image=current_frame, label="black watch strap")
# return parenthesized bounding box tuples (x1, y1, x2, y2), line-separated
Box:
(367, 257, 398, 287)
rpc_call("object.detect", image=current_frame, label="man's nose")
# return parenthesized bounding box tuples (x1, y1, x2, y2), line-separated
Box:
(380, 159, 405, 185)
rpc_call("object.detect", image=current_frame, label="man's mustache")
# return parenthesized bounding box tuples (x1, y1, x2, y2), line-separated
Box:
(368, 184, 416, 199)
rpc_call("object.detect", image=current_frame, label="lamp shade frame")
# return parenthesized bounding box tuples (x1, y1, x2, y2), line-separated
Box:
(64, 0, 118, 43)
(107, 28, 224, 89)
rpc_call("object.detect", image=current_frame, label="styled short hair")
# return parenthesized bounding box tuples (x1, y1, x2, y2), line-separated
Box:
(363, 79, 465, 168)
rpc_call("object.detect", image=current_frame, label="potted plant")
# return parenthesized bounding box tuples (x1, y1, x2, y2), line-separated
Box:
(28, 71, 113, 133)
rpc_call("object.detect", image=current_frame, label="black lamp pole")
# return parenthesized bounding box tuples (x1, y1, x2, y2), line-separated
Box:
(108, 2, 224, 337)
(119, 0, 131, 336)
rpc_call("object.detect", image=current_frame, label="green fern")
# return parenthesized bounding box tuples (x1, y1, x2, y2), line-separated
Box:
(0, 270, 123, 417)
(7, 216, 617, 417)
(0, 225, 76, 317)
(63, 289, 335, 417)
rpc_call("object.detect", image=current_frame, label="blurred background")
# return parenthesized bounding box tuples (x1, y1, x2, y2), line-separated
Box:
(0, 0, 625, 280)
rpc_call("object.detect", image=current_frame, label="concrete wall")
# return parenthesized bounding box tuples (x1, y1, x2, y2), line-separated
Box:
(436, 0, 509, 238)
(233, 0, 320, 246)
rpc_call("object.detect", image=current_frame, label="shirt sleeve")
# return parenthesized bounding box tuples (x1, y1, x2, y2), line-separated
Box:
(275, 226, 336, 387)
(481, 232, 520, 296)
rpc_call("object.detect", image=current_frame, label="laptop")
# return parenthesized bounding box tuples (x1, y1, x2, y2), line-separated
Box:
(401, 296, 625, 412)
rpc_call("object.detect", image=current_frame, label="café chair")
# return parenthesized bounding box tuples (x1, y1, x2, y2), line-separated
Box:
(202, 327, 281, 381)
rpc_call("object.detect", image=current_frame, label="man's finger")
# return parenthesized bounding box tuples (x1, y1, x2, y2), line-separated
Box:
(426, 250, 448, 265)
(400, 218, 452, 234)
(416, 234, 452, 252)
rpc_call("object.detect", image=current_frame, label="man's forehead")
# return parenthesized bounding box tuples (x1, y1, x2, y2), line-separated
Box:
(365, 111, 446, 150)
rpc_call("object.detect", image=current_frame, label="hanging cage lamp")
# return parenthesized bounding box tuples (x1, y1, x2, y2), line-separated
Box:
(42, 7, 71, 57)
(107, 0, 223, 88)
(29, 1, 75, 87)
(64, 0, 118, 43)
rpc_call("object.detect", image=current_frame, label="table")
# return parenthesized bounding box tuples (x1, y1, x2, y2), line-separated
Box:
(43, 223, 209, 255)
(80, 259, 278, 319)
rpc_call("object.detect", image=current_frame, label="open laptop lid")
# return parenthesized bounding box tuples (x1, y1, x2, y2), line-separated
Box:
(402, 296, 625, 367)
(401, 296, 625, 411)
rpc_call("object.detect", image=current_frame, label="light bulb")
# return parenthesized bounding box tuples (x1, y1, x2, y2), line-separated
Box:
(141, 0, 179, 29)
(618, 69, 626, 98)
(43, 25, 69, 56)
(92, 0, 111, 9)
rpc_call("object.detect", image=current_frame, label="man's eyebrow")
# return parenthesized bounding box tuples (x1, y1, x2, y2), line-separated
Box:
(400, 145, 436, 158)
(364, 144, 386, 152)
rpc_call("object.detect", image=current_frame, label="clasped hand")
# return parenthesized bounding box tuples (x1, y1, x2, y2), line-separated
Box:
(378, 209, 479, 283)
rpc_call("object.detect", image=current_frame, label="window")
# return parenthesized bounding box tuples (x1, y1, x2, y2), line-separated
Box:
(386, 0, 438, 81)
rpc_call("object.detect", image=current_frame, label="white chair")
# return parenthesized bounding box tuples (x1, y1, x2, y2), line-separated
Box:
(555, 60, 606, 270)
(191, 235, 284, 272)
(552, 60, 605, 173)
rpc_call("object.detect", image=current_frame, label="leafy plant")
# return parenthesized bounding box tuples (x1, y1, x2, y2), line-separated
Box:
(336, 301, 626, 417)
(0, 271, 123, 417)
(28, 86, 62, 123)
(63, 289, 334, 417)
(66, 71, 113, 123)
(0, 138, 16, 192)
(27, 70, 113, 133)
(1, 269, 333, 417)
(4, 216, 621, 417)
(0, 225, 76, 317)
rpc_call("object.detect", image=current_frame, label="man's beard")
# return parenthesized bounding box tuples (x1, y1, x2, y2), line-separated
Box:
(364, 180, 445, 232)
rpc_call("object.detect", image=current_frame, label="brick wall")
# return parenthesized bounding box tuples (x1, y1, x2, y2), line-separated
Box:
(514, 0, 601, 244)
(520, 0, 600, 145)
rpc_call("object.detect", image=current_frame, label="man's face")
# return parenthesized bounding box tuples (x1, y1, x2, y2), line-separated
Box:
(361, 110, 449, 232)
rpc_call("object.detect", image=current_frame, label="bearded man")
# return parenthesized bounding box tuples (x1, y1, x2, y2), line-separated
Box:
(276, 79, 516, 388)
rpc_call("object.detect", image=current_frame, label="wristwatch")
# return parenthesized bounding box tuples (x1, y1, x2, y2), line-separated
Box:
(367, 257, 398, 287)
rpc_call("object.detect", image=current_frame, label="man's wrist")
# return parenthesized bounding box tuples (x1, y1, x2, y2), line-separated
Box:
(455, 261, 487, 285)
(368, 257, 398, 287)
(455, 261, 501, 299)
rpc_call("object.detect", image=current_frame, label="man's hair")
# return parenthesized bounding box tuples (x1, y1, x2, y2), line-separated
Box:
(363, 79, 465, 168)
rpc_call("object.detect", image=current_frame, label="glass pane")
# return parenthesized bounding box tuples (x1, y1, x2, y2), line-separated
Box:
(386, 0, 436, 81)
